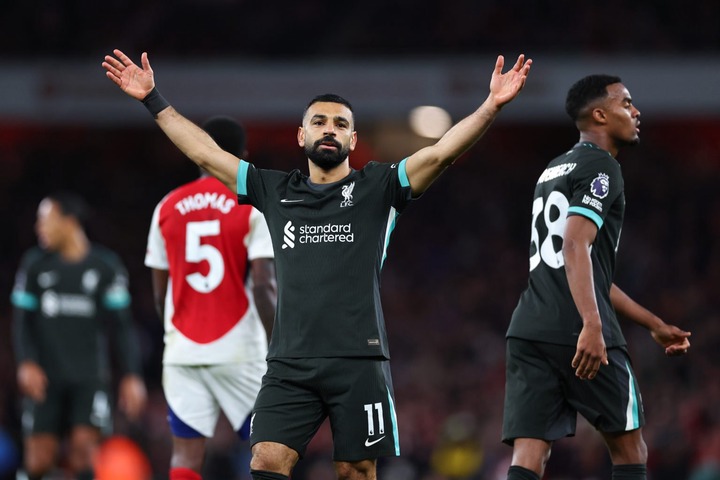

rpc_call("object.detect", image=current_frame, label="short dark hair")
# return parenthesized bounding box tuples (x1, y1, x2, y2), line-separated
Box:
(565, 74, 622, 122)
(202, 115, 247, 157)
(302, 94, 354, 124)
(47, 191, 89, 225)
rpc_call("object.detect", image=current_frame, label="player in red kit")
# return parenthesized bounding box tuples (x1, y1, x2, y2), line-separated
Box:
(144, 116, 276, 480)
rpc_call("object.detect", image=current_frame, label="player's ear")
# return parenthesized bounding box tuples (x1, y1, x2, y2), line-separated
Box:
(297, 126, 306, 147)
(591, 107, 607, 125)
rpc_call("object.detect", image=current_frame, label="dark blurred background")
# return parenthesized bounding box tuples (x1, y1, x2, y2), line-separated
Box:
(1, 1, 719, 479)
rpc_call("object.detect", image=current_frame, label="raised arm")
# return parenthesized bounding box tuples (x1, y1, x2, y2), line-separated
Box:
(610, 284, 691, 356)
(102, 49, 240, 192)
(403, 54, 532, 196)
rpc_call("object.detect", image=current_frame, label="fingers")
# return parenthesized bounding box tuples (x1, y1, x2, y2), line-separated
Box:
(665, 338, 691, 356)
(572, 351, 606, 380)
(141, 52, 151, 71)
(494, 55, 505, 75)
(513, 54, 525, 71)
(113, 49, 134, 67)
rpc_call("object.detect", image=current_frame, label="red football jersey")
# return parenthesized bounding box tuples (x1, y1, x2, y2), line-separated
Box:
(145, 176, 273, 364)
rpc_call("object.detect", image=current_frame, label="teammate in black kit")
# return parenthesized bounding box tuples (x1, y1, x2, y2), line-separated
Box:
(12, 192, 147, 480)
(503, 75, 692, 480)
(103, 48, 530, 480)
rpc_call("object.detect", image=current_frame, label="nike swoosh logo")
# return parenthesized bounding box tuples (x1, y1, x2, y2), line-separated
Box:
(280, 199, 304, 203)
(364, 436, 385, 447)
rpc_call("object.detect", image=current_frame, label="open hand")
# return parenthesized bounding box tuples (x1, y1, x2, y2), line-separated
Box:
(489, 54, 532, 108)
(102, 49, 156, 101)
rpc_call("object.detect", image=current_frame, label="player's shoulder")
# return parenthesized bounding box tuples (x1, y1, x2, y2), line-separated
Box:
(17, 246, 48, 270)
(355, 160, 398, 179)
(88, 244, 125, 269)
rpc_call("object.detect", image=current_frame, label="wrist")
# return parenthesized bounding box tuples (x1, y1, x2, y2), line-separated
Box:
(141, 87, 170, 118)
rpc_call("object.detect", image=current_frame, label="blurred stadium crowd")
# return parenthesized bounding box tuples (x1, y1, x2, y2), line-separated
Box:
(1, 1, 720, 479)
(0, 0, 719, 59)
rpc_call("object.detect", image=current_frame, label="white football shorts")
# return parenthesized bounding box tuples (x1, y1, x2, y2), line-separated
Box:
(163, 360, 267, 437)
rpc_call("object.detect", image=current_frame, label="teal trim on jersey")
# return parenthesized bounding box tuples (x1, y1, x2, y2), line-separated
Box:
(568, 206, 604, 229)
(237, 160, 249, 196)
(103, 288, 131, 310)
(625, 361, 640, 430)
(387, 386, 401, 455)
(11, 290, 38, 311)
(398, 158, 410, 188)
(380, 208, 399, 268)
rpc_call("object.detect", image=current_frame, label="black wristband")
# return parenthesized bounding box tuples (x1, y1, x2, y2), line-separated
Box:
(141, 87, 170, 118)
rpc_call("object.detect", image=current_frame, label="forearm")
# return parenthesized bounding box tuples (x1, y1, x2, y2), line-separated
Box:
(433, 96, 501, 165)
(253, 284, 277, 340)
(250, 258, 277, 340)
(12, 309, 39, 363)
(406, 97, 500, 194)
(610, 283, 663, 330)
(154, 106, 239, 191)
(150, 268, 168, 320)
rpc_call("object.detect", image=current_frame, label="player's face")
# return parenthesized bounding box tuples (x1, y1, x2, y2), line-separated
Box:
(298, 102, 357, 170)
(604, 83, 641, 147)
(35, 199, 66, 250)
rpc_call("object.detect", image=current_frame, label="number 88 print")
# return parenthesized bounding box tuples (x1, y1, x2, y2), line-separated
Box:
(529, 191, 569, 271)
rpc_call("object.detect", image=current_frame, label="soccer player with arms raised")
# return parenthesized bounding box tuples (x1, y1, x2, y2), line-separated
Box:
(103, 48, 531, 480)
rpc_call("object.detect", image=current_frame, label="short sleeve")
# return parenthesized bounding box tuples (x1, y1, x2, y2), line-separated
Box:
(567, 155, 623, 229)
(144, 201, 169, 269)
(372, 159, 414, 213)
(10, 250, 40, 311)
(237, 160, 263, 210)
(102, 254, 132, 310)
(246, 207, 275, 260)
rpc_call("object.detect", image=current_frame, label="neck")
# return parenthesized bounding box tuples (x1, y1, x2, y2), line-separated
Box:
(578, 133, 618, 158)
(308, 159, 351, 184)
(59, 229, 90, 262)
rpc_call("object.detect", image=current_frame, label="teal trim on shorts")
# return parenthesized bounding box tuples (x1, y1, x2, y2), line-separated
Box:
(625, 361, 640, 430)
(237, 160, 249, 196)
(11, 291, 38, 310)
(398, 158, 410, 188)
(568, 206, 604, 229)
(387, 387, 401, 455)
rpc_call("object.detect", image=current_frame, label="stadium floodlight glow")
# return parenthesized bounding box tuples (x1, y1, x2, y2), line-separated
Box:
(408, 105, 452, 139)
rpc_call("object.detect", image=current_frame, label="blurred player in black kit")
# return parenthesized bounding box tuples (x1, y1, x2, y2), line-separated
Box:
(12, 192, 147, 480)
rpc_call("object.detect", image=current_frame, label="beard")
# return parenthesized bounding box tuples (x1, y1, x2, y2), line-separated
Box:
(305, 136, 350, 170)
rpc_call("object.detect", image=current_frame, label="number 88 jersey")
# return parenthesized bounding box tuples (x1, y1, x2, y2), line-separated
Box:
(507, 142, 627, 347)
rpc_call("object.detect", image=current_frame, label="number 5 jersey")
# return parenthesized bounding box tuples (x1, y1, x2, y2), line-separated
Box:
(145, 176, 274, 365)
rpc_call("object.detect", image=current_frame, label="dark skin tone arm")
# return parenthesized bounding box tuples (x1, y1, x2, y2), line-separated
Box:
(610, 284, 691, 356)
(563, 215, 607, 380)
(151, 268, 169, 320)
(563, 216, 691, 381)
(151, 259, 277, 340)
(250, 258, 277, 340)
